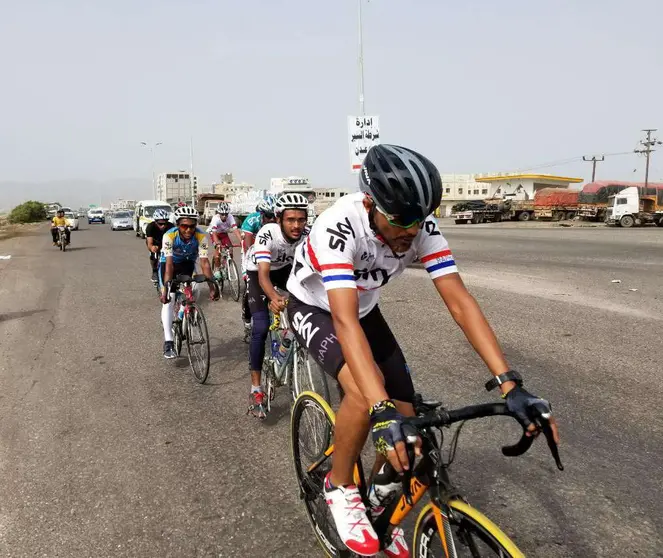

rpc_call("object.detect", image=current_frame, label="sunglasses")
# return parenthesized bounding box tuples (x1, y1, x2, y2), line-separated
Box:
(375, 205, 421, 229)
(178, 223, 197, 231)
(156, 220, 169, 226)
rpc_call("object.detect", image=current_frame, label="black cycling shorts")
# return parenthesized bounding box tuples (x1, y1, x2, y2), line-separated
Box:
(158, 260, 195, 288)
(246, 266, 292, 315)
(286, 296, 415, 403)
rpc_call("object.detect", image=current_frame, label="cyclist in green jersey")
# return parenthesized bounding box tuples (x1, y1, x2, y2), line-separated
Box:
(240, 197, 277, 338)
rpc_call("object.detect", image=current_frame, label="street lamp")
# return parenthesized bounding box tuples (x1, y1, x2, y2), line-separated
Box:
(140, 141, 163, 199)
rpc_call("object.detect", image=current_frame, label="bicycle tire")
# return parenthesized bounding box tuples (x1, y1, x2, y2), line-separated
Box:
(185, 303, 211, 384)
(226, 258, 240, 301)
(291, 392, 346, 558)
(412, 501, 524, 558)
(292, 346, 331, 404)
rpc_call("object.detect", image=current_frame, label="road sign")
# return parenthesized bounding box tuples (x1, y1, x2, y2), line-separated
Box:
(348, 115, 380, 174)
(89, 204, 97, 208)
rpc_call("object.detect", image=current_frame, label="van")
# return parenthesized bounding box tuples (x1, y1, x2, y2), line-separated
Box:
(133, 200, 173, 238)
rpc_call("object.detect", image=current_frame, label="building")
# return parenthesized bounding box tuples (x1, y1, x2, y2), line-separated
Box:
(109, 199, 136, 211)
(313, 187, 353, 213)
(156, 172, 193, 205)
(437, 173, 584, 217)
(439, 174, 490, 217)
(474, 173, 584, 200)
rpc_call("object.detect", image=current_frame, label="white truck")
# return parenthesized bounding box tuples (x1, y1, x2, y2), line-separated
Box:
(606, 187, 663, 228)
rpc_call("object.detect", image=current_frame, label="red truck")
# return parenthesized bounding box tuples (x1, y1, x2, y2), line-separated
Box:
(533, 188, 580, 221)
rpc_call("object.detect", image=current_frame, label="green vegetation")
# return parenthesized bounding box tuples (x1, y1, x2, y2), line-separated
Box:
(8, 201, 48, 224)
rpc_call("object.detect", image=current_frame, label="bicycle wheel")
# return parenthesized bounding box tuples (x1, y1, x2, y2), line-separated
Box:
(412, 501, 524, 558)
(291, 392, 347, 558)
(226, 258, 240, 301)
(185, 303, 210, 384)
(292, 345, 330, 403)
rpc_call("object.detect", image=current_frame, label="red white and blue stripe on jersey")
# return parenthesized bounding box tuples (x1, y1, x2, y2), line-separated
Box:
(306, 239, 357, 289)
(420, 249, 456, 276)
(254, 250, 272, 263)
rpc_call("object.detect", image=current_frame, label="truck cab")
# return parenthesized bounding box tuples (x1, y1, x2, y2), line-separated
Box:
(607, 187, 663, 228)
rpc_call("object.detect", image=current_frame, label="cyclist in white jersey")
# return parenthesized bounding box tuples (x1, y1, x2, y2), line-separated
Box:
(286, 144, 559, 557)
(207, 203, 242, 279)
(245, 193, 309, 418)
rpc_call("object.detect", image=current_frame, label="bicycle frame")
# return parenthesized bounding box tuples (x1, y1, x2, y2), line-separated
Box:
(302, 413, 475, 555)
(266, 308, 297, 387)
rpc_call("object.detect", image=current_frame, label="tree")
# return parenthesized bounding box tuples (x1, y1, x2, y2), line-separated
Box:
(8, 201, 47, 224)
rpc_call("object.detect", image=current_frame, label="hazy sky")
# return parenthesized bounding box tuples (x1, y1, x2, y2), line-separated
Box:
(2, 0, 662, 206)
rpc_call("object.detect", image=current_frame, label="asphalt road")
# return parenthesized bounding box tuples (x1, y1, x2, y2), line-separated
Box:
(0, 222, 661, 557)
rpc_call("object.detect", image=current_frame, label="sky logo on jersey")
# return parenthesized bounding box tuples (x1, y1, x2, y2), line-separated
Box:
(420, 249, 456, 274)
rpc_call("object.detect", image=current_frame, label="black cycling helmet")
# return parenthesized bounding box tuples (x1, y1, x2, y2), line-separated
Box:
(359, 144, 442, 224)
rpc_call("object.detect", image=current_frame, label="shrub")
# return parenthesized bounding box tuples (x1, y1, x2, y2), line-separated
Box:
(8, 201, 47, 224)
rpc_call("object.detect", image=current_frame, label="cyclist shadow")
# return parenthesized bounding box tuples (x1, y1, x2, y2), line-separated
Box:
(194, 335, 248, 387)
(262, 400, 291, 426)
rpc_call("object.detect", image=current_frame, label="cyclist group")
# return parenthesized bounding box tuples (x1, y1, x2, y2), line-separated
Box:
(143, 144, 559, 557)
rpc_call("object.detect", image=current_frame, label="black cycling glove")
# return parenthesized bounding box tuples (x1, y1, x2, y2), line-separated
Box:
(369, 400, 417, 457)
(504, 386, 553, 430)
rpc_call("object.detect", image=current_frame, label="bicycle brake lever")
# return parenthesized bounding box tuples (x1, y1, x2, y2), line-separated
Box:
(401, 444, 416, 506)
(542, 422, 564, 471)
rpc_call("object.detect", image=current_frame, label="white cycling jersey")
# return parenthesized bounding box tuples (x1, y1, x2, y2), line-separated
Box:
(245, 223, 300, 272)
(207, 214, 237, 234)
(287, 192, 458, 318)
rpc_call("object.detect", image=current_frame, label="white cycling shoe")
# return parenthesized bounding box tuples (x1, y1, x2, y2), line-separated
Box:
(324, 473, 380, 556)
(384, 527, 409, 558)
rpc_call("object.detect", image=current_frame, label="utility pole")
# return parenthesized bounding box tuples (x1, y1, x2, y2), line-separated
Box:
(189, 136, 196, 207)
(140, 141, 163, 199)
(357, 0, 366, 115)
(634, 129, 662, 191)
(582, 155, 604, 182)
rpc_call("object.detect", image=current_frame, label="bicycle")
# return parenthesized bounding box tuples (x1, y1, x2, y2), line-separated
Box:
(291, 391, 563, 557)
(167, 274, 212, 384)
(254, 297, 330, 418)
(212, 244, 240, 301)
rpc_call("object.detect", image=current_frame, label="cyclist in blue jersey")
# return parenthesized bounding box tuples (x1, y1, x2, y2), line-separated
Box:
(239, 197, 277, 339)
(159, 206, 219, 359)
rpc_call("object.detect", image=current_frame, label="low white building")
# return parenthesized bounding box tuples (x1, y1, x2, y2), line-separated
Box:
(473, 173, 583, 200)
(438, 174, 490, 217)
(313, 187, 353, 213)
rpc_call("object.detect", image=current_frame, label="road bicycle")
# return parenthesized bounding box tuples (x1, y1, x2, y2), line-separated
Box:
(167, 274, 212, 384)
(212, 244, 240, 301)
(251, 297, 330, 419)
(291, 391, 563, 557)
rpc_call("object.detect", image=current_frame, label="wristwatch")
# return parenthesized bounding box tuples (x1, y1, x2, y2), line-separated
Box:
(485, 370, 523, 392)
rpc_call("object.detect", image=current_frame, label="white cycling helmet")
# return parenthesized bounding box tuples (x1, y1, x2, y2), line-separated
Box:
(216, 202, 230, 214)
(152, 208, 170, 221)
(256, 197, 275, 215)
(174, 206, 199, 222)
(275, 193, 309, 216)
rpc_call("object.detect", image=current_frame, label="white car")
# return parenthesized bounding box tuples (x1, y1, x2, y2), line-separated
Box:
(87, 208, 105, 224)
(64, 212, 79, 231)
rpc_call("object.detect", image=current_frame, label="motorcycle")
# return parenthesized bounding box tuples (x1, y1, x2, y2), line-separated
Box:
(57, 226, 70, 252)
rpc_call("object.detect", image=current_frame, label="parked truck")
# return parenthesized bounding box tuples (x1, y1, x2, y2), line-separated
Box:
(605, 186, 663, 228)
(450, 196, 536, 224)
(578, 181, 663, 221)
(533, 188, 579, 221)
(195, 193, 228, 225)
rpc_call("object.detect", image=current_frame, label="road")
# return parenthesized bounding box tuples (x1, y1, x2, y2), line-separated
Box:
(0, 222, 661, 557)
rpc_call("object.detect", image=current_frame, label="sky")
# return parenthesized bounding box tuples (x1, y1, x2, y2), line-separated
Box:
(1, 0, 662, 208)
